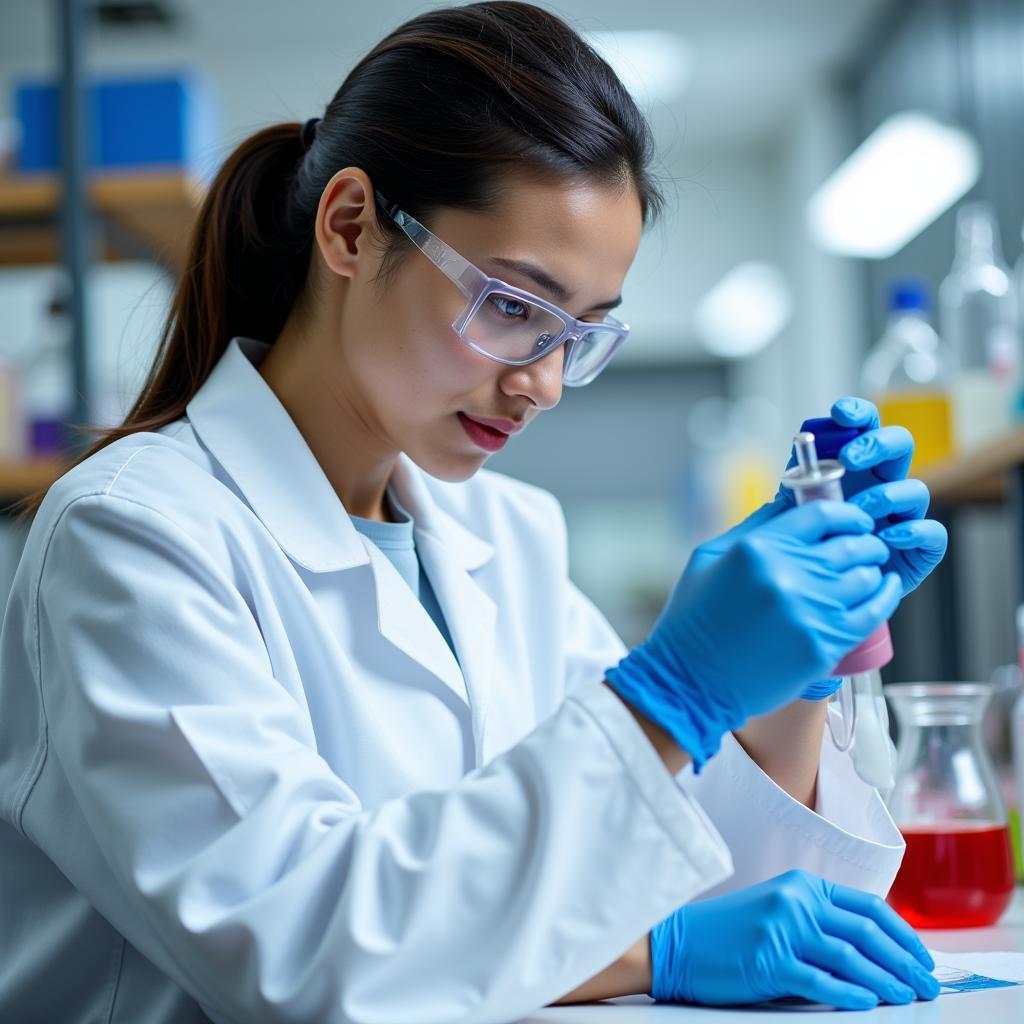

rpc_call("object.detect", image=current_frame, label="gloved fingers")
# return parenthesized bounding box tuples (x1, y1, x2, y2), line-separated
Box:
(831, 396, 881, 432)
(732, 496, 790, 534)
(686, 496, 793, 570)
(821, 907, 940, 1001)
(689, 497, 791, 572)
(804, 936, 916, 1005)
(848, 478, 930, 525)
(840, 426, 915, 482)
(821, 565, 884, 608)
(764, 500, 874, 544)
(814, 533, 889, 572)
(842, 572, 903, 636)
(777, 962, 878, 1011)
(877, 518, 948, 558)
(828, 885, 934, 971)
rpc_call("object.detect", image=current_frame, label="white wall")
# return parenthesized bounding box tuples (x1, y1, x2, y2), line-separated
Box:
(619, 145, 784, 363)
(732, 84, 868, 451)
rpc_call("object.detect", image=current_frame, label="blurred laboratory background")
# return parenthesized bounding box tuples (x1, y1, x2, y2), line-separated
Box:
(1, 0, 1024, 697)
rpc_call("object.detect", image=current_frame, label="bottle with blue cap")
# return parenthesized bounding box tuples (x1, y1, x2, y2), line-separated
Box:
(861, 279, 953, 470)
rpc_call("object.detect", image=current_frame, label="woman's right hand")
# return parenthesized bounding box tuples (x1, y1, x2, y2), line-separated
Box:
(605, 500, 901, 770)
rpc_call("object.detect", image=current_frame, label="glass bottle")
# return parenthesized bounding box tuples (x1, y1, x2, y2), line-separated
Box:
(939, 202, 1019, 449)
(884, 683, 1016, 928)
(862, 280, 954, 471)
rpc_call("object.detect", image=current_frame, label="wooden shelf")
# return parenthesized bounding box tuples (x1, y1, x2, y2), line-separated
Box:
(920, 425, 1024, 505)
(0, 169, 204, 271)
(0, 457, 66, 508)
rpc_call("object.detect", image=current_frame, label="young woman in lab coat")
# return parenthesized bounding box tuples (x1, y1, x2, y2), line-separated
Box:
(0, 3, 948, 1022)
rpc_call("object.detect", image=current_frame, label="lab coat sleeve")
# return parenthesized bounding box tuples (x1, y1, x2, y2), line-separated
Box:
(31, 493, 733, 1024)
(676, 705, 905, 899)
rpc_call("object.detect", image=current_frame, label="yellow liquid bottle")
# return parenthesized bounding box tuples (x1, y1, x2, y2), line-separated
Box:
(863, 282, 956, 473)
(878, 390, 954, 471)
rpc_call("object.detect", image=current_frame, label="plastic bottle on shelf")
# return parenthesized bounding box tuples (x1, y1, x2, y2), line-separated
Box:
(939, 202, 1019, 450)
(861, 279, 954, 472)
(24, 282, 73, 457)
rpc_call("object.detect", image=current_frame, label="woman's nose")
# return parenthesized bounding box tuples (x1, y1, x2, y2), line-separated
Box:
(500, 346, 565, 411)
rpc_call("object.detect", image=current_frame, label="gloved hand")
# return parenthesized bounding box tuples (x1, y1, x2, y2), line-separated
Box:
(605, 501, 902, 771)
(683, 397, 922, 581)
(650, 870, 941, 1010)
(830, 397, 947, 596)
(680, 396, 946, 703)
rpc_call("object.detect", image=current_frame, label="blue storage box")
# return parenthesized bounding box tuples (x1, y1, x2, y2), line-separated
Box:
(14, 71, 221, 180)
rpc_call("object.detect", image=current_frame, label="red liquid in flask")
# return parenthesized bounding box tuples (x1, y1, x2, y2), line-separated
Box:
(887, 823, 1015, 928)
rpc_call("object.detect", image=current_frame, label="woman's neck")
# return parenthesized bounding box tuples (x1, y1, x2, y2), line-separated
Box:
(257, 317, 399, 523)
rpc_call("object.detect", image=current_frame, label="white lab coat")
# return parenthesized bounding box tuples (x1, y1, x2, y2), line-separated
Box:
(0, 337, 904, 1024)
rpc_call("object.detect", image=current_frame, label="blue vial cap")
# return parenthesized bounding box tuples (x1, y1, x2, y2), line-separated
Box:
(798, 417, 862, 460)
(888, 279, 929, 313)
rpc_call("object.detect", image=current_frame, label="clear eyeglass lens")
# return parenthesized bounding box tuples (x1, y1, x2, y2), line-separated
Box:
(465, 291, 567, 361)
(564, 327, 621, 383)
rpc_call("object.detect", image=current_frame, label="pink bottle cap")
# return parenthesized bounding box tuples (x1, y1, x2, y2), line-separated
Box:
(834, 623, 893, 675)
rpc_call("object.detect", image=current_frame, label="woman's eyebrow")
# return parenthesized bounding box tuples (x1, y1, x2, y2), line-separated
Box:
(488, 256, 622, 311)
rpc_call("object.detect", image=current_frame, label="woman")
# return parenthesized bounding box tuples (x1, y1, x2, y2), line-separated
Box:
(0, 4, 947, 1022)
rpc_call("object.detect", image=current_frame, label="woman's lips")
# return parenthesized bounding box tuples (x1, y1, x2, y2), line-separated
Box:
(458, 412, 511, 452)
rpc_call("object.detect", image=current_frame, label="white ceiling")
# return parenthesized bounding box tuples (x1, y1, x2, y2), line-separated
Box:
(1, 0, 892, 152)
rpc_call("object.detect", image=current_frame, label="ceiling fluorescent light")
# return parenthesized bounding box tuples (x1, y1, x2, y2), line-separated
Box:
(694, 262, 792, 359)
(807, 112, 981, 259)
(585, 30, 692, 104)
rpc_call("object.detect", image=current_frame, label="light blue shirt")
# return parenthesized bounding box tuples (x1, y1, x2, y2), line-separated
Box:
(349, 487, 458, 662)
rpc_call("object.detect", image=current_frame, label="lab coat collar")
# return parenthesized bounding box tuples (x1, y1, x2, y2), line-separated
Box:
(387, 457, 494, 572)
(185, 337, 494, 574)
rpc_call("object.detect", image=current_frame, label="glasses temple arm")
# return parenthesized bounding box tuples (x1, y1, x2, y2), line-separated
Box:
(374, 191, 485, 299)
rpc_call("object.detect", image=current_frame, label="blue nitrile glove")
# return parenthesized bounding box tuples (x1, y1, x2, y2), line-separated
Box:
(679, 505, 850, 701)
(828, 397, 948, 596)
(605, 501, 902, 771)
(650, 870, 941, 1010)
(680, 396, 914, 581)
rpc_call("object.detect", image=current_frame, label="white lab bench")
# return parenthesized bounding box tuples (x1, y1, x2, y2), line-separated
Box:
(513, 889, 1024, 1024)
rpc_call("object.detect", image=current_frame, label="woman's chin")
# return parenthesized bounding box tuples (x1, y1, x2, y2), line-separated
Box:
(407, 446, 488, 483)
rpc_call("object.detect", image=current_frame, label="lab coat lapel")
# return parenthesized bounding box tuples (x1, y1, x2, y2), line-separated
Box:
(362, 539, 470, 708)
(414, 531, 496, 762)
(390, 457, 497, 763)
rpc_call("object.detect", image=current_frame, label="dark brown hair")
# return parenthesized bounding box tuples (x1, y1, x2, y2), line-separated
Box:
(15, 0, 662, 521)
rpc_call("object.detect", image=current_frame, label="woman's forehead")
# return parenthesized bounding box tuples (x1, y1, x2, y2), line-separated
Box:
(431, 173, 643, 298)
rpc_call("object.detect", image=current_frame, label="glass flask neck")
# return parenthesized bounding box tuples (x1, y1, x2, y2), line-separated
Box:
(884, 683, 1006, 827)
(886, 682, 992, 724)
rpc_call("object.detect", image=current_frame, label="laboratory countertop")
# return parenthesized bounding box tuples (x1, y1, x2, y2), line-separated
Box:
(512, 889, 1024, 1024)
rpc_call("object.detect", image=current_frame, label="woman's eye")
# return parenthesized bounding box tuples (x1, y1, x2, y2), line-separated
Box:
(489, 295, 530, 320)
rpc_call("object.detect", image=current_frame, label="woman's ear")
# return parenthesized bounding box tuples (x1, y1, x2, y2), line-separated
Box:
(315, 166, 380, 281)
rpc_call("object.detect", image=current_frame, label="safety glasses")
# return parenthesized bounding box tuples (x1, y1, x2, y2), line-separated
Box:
(375, 192, 630, 386)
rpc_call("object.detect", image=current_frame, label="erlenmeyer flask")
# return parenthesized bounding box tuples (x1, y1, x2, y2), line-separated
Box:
(884, 683, 1016, 928)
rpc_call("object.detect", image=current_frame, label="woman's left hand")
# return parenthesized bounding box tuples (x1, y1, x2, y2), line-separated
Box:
(828, 396, 947, 596)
